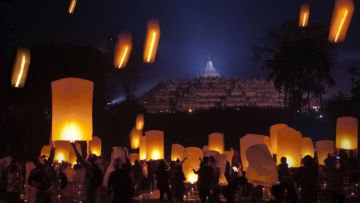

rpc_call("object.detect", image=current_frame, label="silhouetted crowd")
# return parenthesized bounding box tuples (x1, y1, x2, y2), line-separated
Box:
(1, 145, 360, 203)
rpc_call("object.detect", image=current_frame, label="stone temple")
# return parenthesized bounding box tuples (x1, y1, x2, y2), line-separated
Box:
(141, 59, 285, 113)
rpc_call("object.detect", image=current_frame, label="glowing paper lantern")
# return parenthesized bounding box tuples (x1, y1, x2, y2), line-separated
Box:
(203, 145, 209, 151)
(90, 136, 102, 156)
(301, 137, 314, 158)
(40, 145, 51, 157)
(145, 130, 164, 160)
(54, 141, 70, 163)
(299, 3, 310, 27)
(68, 0, 77, 14)
(171, 144, 185, 161)
(114, 33, 132, 68)
(136, 114, 144, 130)
(329, 0, 355, 43)
(51, 78, 94, 141)
(183, 147, 203, 183)
(270, 123, 288, 154)
(130, 153, 139, 165)
(69, 143, 82, 166)
(223, 150, 234, 164)
(336, 116, 358, 150)
(316, 140, 335, 165)
(208, 132, 224, 154)
(264, 136, 272, 155)
(246, 144, 278, 187)
(240, 134, 270, 170)
(277, 127, 302, 167)
(129, 128, 142, 150)
(139, 136, 147, 160)
(215, 154, 228, 185)
(11, 47, 31, 88)
(143, 19, 160, 63)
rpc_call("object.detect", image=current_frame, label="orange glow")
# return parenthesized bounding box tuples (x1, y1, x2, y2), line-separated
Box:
(90, 136, 102, 156)
(11, 48, 31, 88)
(183, 147, 203, 183)
(139, 136, 147, 160)
(329, 0, 354, 43)
(299, 3, 310, 27)
(143, 19, 160, 63)
(270, 124, 288, 154)
(114, 33, 132, 68)
(54, 141, 71, 163)
(171, 144, 185, 161)
(135, 114, 144, 130)
(336, 116, 358, 150)
(130, 153, 139, 165)
(301, 137, 314, 158)
(208, 133, 224, 154)
(130, 128, 142, 149)
(40, 145, 51, 157)
(145, 130, 164, 160)
(68, 0, 77, 14)
(277, 127, 302, 168)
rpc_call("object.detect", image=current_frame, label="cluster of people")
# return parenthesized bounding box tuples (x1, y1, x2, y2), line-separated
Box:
(1, 144, 360, 203)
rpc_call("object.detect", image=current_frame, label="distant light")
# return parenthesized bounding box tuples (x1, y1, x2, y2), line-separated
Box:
(114, 33, 132, 69)
(299, 3, 310, 27)
(188, 108, 193, 113)
(68, 0, 77, 14)
(319, 114, 323, 118)
(11, 47, 31, 88)
(143, 19, 160, 63)
(329, 0, 354, 43)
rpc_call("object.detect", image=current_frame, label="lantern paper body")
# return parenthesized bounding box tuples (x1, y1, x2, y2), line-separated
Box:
(329, 0, 355, 43)
(240, 134, 269, 170)
(51, 78, 93, 141)
(130, 128, 142, 150)
(171, 144, 185, 161)
(136, 114, 144, 130)
(277, 127, 302, 167)
(264, 136, 272, 155)
(336, 116, 358, 150)
(143, 19, 160, 63)
(90, 136, 102, 156)
(11, 47, 31, 88)
(145, 130, 164, 160)
(301, 137, 314, 158)
(223, 150, 234, 164)
(316, 140, 335, 165)
(215, 154, 228, 185)
(270, 124, 288, 154)
(246, 144, 278, 187)
(204, 150, 220, 158)
(114, 33, 132, 68)
(68, 0, 77, 14)
(208, 132, 224, 154)
(299, 3, 310, 27)
(203, 145, 209, 151)
(183, 147, 203, 184)
(69, 143, 82, 166)
(130, 153, 139, 165)
(139, 136, 147, 160)
(54, 141, 70, 163)
(40, 145, 51, 157)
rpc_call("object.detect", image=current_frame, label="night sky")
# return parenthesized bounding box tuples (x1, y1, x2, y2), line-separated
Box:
(1, 0, 360, 100)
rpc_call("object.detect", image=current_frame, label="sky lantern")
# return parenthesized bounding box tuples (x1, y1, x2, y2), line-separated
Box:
(208, 132, 225, 154)
(51, 78, 93, 142)
(316, 140, 335, 165)
(114, 32, 132, 69)
(264, 136, 272, 155)
(40, 145, 51, 157)
(11, 47, 31, 88)
(183, 147, 203, 184)
(336, 116, 358, 150)
(145, 130, 164, 160)
(139, 136, 147, 160)
(129, 127, 142, 150)
(171, 144, 185, 161)
(277, 127, 302, 167)
(299, 3, 310, 27)
(223, 150, 234, 164)
(240, 134, 269, 170)
(270, 123, 288, 154)
(130, 153, 139, 165)
(54, 141, 70, 163)
(90, 136, 102, 156)
(328, 0, 355, 43)
(68, 0, 77, 14)
(135, 114, 144, 130)
(143, 19, 160, 63)
(301, 137, 314, 158)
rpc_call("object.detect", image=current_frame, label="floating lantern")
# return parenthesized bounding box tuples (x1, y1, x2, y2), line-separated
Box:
(145, 130, 164, 160)
(270, 124, 288, 154)
(183, 147, 203, 183)
(171, 144, 185, 161)
(277, 127, 302, 167)
(336, 116, 358, 150)
(114, 33, 132, 68)
(264, 136, 272, 155)
(90, 136, 102, 156)
(68, 0, 77, 14)
(130, 153, 139, 165)
(301, 137, 314, 158)
(69, 143, 82, 166)
(143, 19, 160, 63)
(240, 134, 270, 170)
(129, 128, 142, 150)
(11, 47, 31, 88)
(40, 145, 51, 157)
(299, 3, 310, 27)
(329, 0, 355, 43)
(135, 114, 144, 130)
(223, 150, 234, 164)
(316, 140, 335, 165)
(208, 132, 224, 154)
(51, 78, 93, 141)
(139, 136, 147, 160)
(54, 141, 70, 163)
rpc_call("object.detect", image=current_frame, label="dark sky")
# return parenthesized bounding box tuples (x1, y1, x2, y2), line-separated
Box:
(1, 0, 360, 100)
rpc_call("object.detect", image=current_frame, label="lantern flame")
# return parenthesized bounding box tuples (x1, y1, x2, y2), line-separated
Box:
(57, 153, 65, 163)
(188, 173, 198, 184)
(151, 150, 161, 160)
(299, 3, 310, 27)
(143, 19, 160, 63)
(61, 122, 81, 141)
(11, 48, 31, 88)
(114, 33, 132, 69)
(341, 139, 351, 149)
(68, 0, 77, 14)
(329, 0, 354, 43)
